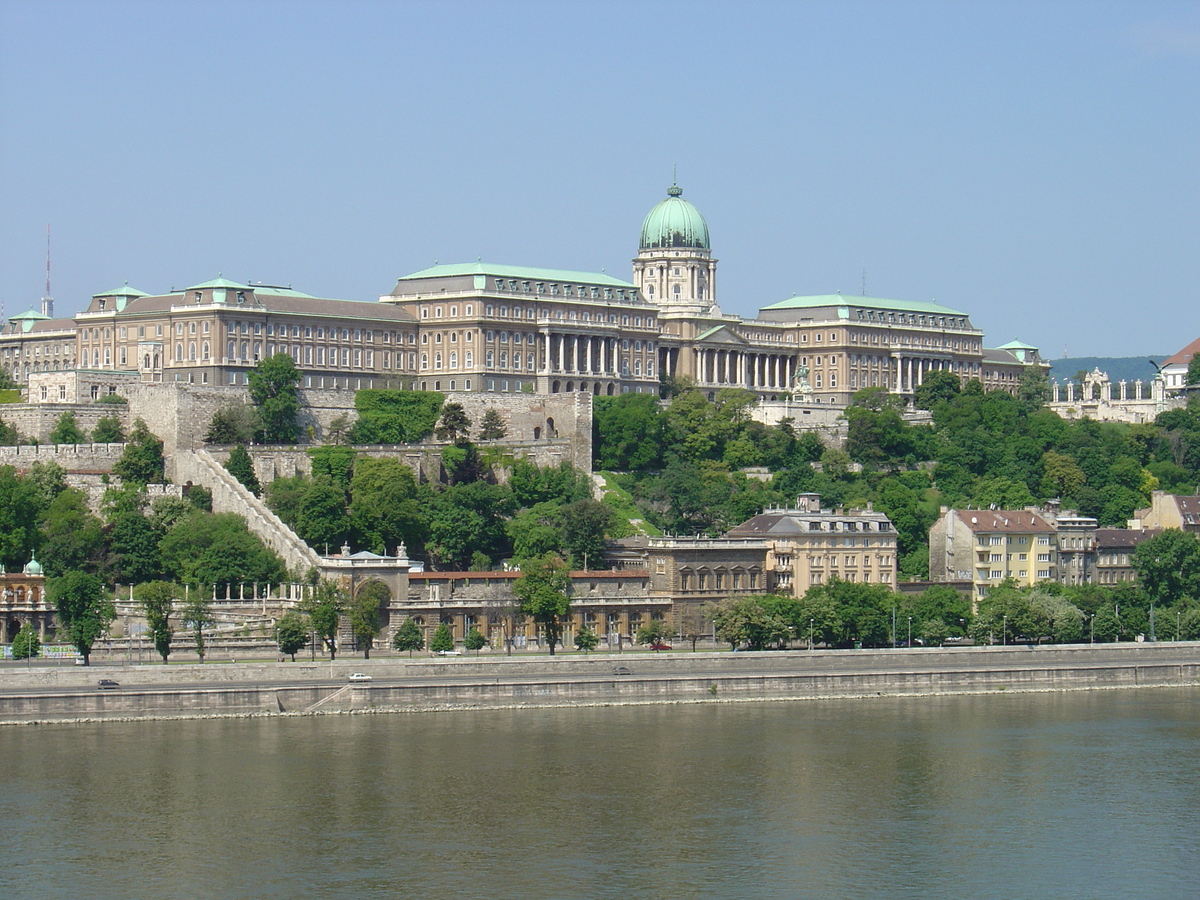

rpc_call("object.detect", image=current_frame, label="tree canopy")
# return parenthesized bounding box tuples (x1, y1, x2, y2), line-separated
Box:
(248, 353, 301, 444)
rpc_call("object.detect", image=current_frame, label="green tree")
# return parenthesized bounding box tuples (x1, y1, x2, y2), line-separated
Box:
(206, 404, 259, 444)
(430, 622, 455, 653)
(11, 621, 40, 660)
(136, 580, 176, 663)
(349, 457, 424, 556)
(392, 617, 425, 656)
(513, 553, 572, 655)
(325, 413, 352, 445)
(248, 353, 301, 443)
(636, 617, 672, 648)
(26, 460, 67, 509)
(225, 445, 261, 495)
(435, 402, 471, 442)
(558, 498, 616, 570)
(1132, 528, 1200, 610)
(706, 595, 794, 651)
(91, 415, 125, 443)
(478, 408, 507, 441)
(181, 593, 216, 661)
(39, 488, 104, 577)
(0, 467, 38, 571)
(574, 624, 599, 653)
(0, 415, 20, 445)
(303, 580, 345, 660)
(48, 411, 86, 445)
(276, 610, 310, 661)
(107, 509, 163, 584)
(294, 480, 351, 551)
(1187, 353, 1200, 387)
(913, 370, 961, 410)
(464, 627, 487, 653)
(426, 481, 516, 570)
(113, 419, 165, 485)
(48, 571, 115, 666)
(349, 581, 388, 658)
(159, 511, 287, 589)
(593, 393, 666, 470)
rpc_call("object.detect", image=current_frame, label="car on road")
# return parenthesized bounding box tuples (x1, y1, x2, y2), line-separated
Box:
(347, 673, 372, 683)
(612, 666, 634, 676)
(97, 679, 120, 690)
(649, 641, 672, 651)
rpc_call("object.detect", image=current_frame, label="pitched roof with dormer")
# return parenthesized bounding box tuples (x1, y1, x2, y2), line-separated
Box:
(949, 510, 1054, 532)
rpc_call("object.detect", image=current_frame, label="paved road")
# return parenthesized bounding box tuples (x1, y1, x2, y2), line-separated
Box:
(4, 644, 1198, 698)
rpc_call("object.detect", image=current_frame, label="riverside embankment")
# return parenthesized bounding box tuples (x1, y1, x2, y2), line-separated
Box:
(2, 642, 1198, 724)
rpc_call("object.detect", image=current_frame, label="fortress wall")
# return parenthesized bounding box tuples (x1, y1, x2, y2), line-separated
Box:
(0, 404, 133, 445)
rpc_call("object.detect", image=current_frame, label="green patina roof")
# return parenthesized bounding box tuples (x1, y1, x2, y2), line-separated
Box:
(250, 286, 320, 299)
(185, 275, 253, 292)
(398, 262, 635, 288)
(93, 283, 149, 298)
(997, 339, 1038, 350)
(640, 184, 710, 251)
(9, 308, 50, 320)
(761, 294, 969, 317)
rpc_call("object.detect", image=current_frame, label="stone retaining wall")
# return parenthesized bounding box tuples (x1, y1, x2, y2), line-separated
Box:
(4, 645, 1197, 723)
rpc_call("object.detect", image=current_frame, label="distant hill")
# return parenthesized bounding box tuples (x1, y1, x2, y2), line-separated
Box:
(1048, 357, 1167, 384)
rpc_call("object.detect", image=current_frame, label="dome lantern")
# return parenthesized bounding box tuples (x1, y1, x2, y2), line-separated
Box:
(639, 184, 710, 251)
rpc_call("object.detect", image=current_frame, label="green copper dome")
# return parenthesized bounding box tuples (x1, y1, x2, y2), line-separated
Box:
(640, 184, 710, 251)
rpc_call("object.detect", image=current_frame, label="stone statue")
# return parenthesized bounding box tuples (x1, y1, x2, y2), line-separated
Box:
(793, 363, 812, 398)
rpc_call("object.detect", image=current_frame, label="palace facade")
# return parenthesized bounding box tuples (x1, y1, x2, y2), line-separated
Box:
(2, 184, 1044, 407)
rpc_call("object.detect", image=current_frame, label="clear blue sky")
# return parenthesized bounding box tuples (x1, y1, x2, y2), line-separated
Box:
(2, 0, 1197, 358)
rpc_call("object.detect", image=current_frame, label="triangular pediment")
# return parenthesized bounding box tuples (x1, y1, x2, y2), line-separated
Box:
(695, 324, 749, 346)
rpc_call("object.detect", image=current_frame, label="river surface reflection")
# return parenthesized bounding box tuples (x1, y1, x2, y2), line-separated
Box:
(2, 689, 1198, 899)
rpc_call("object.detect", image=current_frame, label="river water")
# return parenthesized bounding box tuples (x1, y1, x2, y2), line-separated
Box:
(2, 689, 1197, 899)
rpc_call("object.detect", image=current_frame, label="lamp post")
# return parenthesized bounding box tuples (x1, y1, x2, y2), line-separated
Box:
(907, 616, 912, 649)
(1178, 611, 1182, 642)
(892, 606, 897, 648)
(1149, 600, 1156, 643)
(1002, 614, 1008, 646)
(1089, 614, 1094, 645)
(809, 617, 814, 651)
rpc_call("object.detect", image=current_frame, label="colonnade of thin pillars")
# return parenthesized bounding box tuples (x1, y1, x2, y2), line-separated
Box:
(675, 346, 965, 395)
(690, 347, 797, 389)
(544, 332, 624, 377)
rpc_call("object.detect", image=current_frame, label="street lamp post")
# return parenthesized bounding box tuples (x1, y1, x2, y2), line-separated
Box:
(1178, 611, 1182, 642)
(809, 618, 814, 651)
(1003, 614, 1008, 647)
(1089, 614, 1094, 645)
(1149, 600, 1156, 642)
(907, 616, 912, 649)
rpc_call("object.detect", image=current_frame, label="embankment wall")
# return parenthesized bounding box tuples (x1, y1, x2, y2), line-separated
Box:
(3, 644, 1197, 724)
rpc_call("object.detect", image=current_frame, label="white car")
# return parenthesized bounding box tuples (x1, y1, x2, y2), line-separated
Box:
(347, 673, 372, 683)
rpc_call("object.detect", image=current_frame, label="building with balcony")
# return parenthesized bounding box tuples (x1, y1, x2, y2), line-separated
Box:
(929, 508, 1058, 604)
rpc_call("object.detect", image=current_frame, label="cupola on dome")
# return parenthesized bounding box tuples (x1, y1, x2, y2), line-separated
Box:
(640, 184, 710, 251)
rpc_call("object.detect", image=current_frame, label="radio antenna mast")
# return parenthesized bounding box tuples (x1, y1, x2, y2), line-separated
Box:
(41, 223, 53, 317)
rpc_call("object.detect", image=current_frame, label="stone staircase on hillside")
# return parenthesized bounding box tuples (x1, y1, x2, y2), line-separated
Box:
(174, 448, 321, 574)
